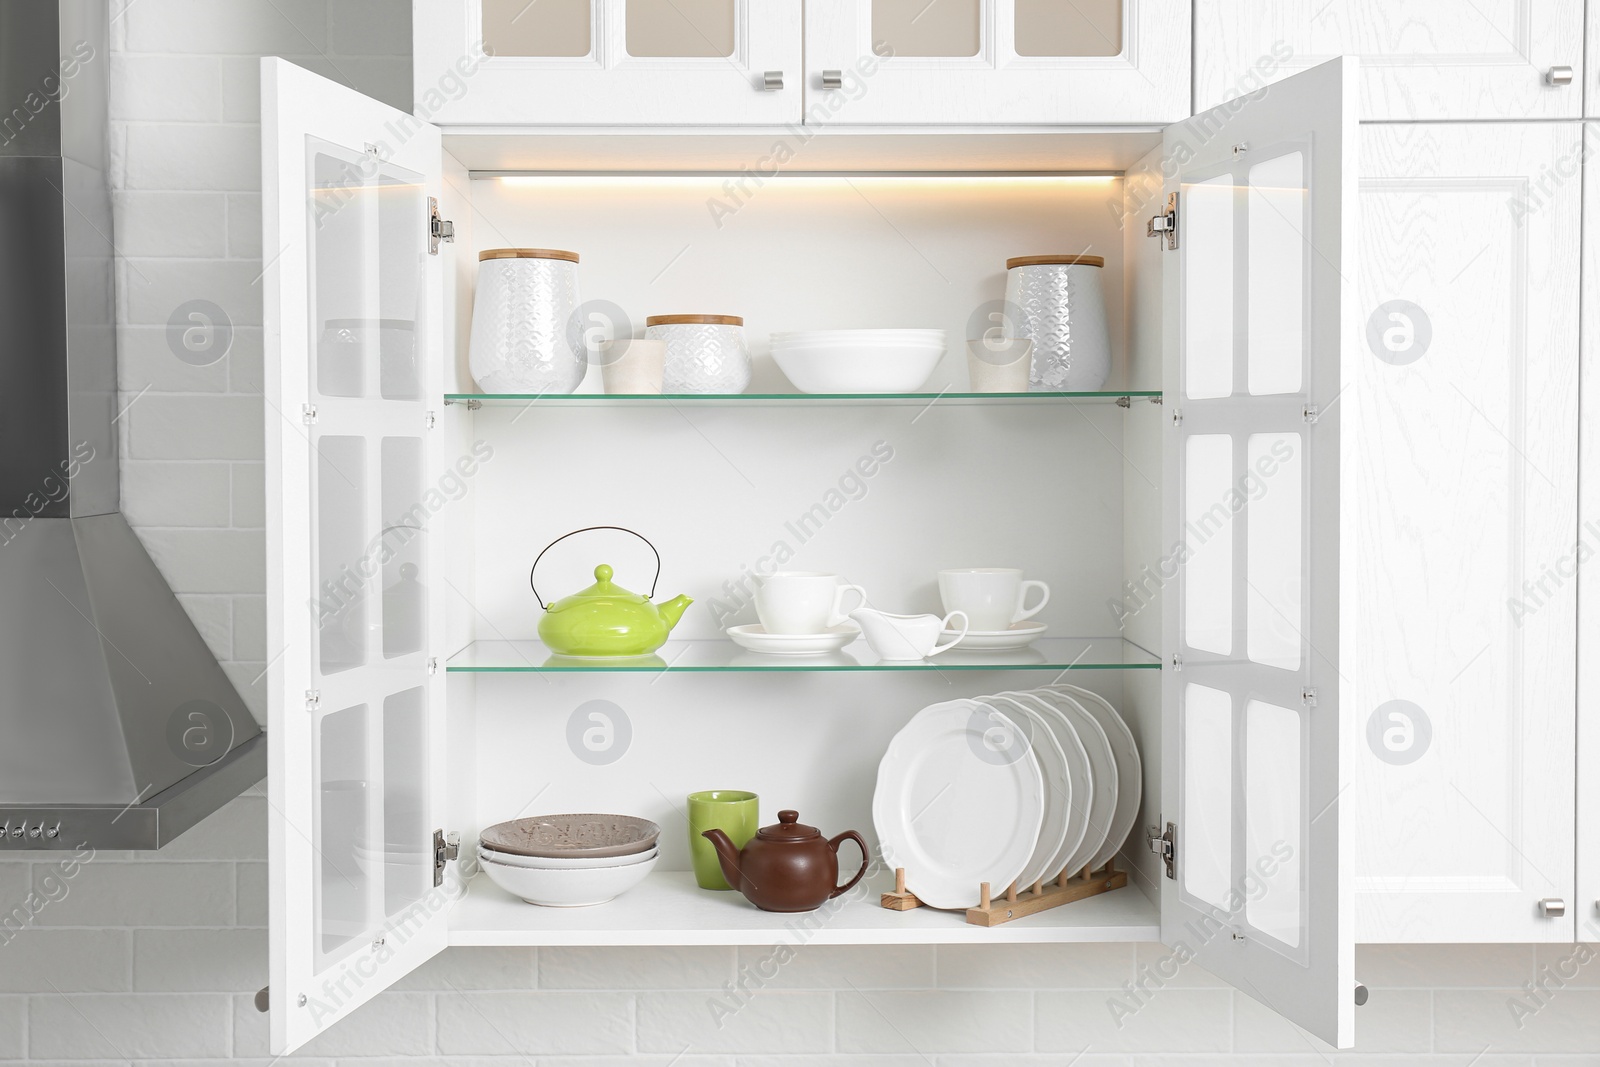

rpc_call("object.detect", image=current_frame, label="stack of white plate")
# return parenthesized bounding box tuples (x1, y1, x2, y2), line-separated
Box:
(770, 329, 946, 393)
(871, 685, 1141, 910)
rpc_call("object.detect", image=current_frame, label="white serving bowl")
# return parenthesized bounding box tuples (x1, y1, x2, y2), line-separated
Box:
(770, 330, 946, 393)
(477, 844, 658, 870)
(477, 850, 658, 906)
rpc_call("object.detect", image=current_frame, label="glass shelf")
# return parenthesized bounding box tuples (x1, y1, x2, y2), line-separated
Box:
(447, 636, 1160, 673)
(445, 390, 1160, 407)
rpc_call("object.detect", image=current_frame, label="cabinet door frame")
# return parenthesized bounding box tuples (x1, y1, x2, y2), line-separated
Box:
(413, 0, 802, 126)
(802, 0, 1189, 124)
(1194, 0, 1585, 121)
(1160, 57, 1358, 1049)
(1580, 119, 1600, 936)
(263, 57, 452, 1055)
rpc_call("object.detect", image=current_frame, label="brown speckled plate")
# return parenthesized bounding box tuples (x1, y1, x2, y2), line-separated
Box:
(479, 814, 661, 859)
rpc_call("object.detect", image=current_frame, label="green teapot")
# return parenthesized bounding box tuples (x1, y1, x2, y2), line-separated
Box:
(532, 527, 693, 657)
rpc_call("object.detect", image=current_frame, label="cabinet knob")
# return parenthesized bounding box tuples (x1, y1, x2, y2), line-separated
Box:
(1539, 897, 1566, 917)
(1545, 65, 1574, 86)
(760, 70, 784, 91)
(821, 69, 844, 90)
(1354, 982, 1368, 1006)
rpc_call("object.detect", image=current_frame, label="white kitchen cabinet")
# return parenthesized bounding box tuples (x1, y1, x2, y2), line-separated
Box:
(1194, 0, 1584, 120)
(1347, 123, 1581, 944)
(1581, 122, 1600, 935)
(262, 55, 1358, 1053)
(412, 0, 803, 125)
(803, 0, 1189, 124)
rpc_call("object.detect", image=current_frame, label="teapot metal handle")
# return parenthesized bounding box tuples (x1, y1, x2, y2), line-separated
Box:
(529, 525, 661, 610)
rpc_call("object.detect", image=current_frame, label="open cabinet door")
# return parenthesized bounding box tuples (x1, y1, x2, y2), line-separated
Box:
(1159, 58, 1357, 1048)
(262, 58, 450, 1054)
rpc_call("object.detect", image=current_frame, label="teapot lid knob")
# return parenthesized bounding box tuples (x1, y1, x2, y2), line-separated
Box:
(778, 810, 798, 824)
(594, 564, 613, 581)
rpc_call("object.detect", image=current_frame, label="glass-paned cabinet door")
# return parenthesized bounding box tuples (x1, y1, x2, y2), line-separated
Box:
(804, 0, 1187, 123)
(1160, 58, 1357, 1049)
(414, 0, 802, 125)
(262, 59, 450, 1056)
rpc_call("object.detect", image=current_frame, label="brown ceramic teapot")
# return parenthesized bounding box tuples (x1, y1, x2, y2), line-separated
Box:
(701, 810, 869, 912)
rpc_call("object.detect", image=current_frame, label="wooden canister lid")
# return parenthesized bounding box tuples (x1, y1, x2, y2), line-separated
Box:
(1006, 254, 1105, 269)
(645, 314, 744, 327)
(479, 248, 580, 263)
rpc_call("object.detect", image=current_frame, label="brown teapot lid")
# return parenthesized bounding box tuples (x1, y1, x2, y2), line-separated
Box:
(757, 810, 820, 840)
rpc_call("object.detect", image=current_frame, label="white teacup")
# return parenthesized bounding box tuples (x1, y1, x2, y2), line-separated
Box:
(754, 572, 869, 635)
(850, 608, 969, 661)
(937, 568, 1050, 632)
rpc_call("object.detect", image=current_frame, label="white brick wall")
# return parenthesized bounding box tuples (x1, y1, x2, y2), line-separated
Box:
(0, 1, 1587, 1062)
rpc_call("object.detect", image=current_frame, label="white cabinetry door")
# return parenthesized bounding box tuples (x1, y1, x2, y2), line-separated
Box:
(1195, 0, 1584, 120)
(1350, 123, 1579, 944)
(413, 0, 801, 125)
(262, 58, 450, 1055)
(803, 0, 1188, 124)
(1580, 120, 1600, 934)
(1161, 58, 1357, 1050)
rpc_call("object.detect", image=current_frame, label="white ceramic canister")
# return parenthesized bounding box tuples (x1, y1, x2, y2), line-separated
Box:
(469, 248, 585, 394)
(1003, 254, 1111, 391)
(645, 314, 750, 394)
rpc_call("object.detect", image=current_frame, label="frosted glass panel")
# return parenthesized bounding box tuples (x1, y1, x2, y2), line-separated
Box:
(382, 687, 428, 917)
(1246, 699, 1303, 947)
(1185, 173, 1235, 400)
(311, 146, 369, 399)
(1183, 683, 1233, 912)
(381, 437, 426, 659)
(1246, 433, 1302, 670)
(481, 0, 591, 56)
(377, 167, 422, 401)
(317, 437, 368, 675)
(872, 0, 979, 56)
(1184, 434, 1233, 655)
(627, 0, 734, 57)
(1248, 151, 1306, 396)
(318, 703, 370, 958)
(1014, 0, 1121, 56)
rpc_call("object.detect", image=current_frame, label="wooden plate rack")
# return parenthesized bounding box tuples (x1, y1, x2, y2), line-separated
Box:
(881, 860, 1126, 927)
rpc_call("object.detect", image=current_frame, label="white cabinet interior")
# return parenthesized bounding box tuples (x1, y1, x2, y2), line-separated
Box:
(1349, 122, 1581, 944)
(1193, 0, 1585, 120)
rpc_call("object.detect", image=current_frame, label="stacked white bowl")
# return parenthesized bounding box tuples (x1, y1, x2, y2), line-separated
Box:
(770, 329, 946, 394)
(477, 814, 660, 907)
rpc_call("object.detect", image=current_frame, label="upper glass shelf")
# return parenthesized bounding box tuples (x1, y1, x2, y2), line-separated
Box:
(447, 637, 1160, 673)
(445, 390, 1161, 407)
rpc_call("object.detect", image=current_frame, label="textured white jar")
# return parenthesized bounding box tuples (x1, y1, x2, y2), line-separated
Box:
(469, 248, 585, 394)
(645, 314, 750, 394)
(1004, 255, 1111, 391)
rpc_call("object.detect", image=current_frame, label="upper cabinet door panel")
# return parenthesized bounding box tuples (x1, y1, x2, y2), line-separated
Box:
(1579, 121, 1600, 930)
(1195, 0, 1584, 120)
(804, 0, 1189, 124)
(1351, 123, 1579, 944)
(414, 0, 802, 125)
(1161, 58, 1357, 1049)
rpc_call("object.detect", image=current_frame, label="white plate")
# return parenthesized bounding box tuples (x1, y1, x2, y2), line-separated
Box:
(477, 844, 659, 870)
(724, 623, 859, 655)
(997, 690, 1091, 883)
(981, 695, 1070, 891)
(938, 622, 1047, 651)
(872, 698, 1044, 910)
(1049, 684, 1143, 871)
(1032, 688, 1118, 877)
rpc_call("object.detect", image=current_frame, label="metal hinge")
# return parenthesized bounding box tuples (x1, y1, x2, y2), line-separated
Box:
(301, 403, 318, 426)
(1147, 821, 1176, 879)
(304, 689, 320, 712)
(1171, 407, 1184, 427)
(434, 829, 460, 887)
(1171, 653, 1183, 671)
(1302, 686, 1318, 707)
(428, 657, 439, 676)
(428, 196, 455, 255)
(1146, 192, 1178, 250)
(425, 410, 437, 430)
(1303, 404, 1320, 423)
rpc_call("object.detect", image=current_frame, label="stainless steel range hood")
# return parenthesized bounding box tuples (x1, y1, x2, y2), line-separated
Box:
(0, 0, 264, 850)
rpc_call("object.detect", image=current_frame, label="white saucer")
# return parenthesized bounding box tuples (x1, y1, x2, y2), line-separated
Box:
(939, 622, 1047, 651)
(725, 623, 860, 655)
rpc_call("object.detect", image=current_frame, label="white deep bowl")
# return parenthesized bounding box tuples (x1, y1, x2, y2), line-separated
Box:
(478, 851, 658, 906)
(770, 331, 946, 394)
(477, 844, 658, 870)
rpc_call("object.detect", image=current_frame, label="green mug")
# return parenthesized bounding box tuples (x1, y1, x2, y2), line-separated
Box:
(688, 790, 758, 890)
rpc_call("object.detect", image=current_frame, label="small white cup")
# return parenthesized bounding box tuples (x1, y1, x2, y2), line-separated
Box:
(755, 572, 869, 635)
(937, 568, 1050, 632)
(965, 338, 1033, 393)
(599, 339, 666, 394)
